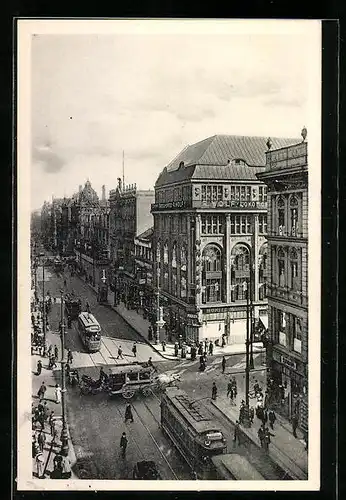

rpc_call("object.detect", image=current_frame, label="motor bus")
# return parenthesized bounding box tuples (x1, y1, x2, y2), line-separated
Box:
(210, 453, 265, 480)
(77, 312, 102, 352)
(107, 362, 155, 399)
(160, 387, 227, 478)
(65, 293, 82, 320)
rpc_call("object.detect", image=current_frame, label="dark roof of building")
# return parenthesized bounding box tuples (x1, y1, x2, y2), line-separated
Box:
(156, 134, 301, 187)
(136, 226, 154, 241)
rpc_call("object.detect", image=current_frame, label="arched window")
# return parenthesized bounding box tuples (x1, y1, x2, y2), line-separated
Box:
(259, 243, 268, 300)
(290, 196, 299, 236)
(202, 245, 223, 303)
(290, 247, 300, 291)
(203, 245, 222, 272)
(172, 243, 177, 268)
(277, 247, 286, 287)
(230, 244, 251, 301)
(277, 196, 286, 235)
(163, 242, 169, 265)
(156, 241, 161, 262)
(180, 246, 187, 271)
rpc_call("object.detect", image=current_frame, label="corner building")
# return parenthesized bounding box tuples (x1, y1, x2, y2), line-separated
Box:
(257, 138, 308, 432)
(152, 135, 298, 345)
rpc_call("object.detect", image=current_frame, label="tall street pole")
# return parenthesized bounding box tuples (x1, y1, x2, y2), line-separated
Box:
(249, 264, 254, 370)
(155, 266, 160, 345)
(60, 290, 69, 455)
(241, 277, 251, 428)
(42, 261, 46, 346)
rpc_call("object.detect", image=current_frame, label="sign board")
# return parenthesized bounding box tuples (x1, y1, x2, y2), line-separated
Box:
(280, 355, 297, 371)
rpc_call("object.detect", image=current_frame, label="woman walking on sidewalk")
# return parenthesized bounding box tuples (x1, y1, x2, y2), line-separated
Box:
(211, 382, 218, 401)
(55, 384, 62, 404)
(37, 382, 47, 401)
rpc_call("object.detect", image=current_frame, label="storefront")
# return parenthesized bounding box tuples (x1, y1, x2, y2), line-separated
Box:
(271, 350, 307, 427)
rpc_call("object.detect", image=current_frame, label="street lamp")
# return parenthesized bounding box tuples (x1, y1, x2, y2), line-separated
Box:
(155, 262, 165, 345)
(59, 290, 69, 455)
(241, 278, 252, 428)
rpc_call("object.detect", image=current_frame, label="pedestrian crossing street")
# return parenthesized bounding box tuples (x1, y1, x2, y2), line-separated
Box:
(160, 353, 263, 380)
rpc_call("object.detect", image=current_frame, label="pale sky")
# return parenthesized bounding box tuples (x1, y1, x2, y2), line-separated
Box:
(30, 22, 320, 210)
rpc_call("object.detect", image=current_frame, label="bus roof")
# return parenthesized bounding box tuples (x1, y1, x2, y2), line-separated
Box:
(211, 454, 265, 481)
(163, 387, 221, 434)
(108, 362, 152, 375)
(78, 312, 100, 327)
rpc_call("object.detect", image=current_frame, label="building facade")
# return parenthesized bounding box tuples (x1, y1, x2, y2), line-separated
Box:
(257, 134, 308, 432)
(133, 227, 155, 316)
(73, 180, 110, 298)
(109, 180, 155, 305)
(151, 134, 299, 345)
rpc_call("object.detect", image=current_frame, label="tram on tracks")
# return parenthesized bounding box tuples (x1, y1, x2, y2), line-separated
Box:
(210, 453, 265, 480)
(77, 312, 102, 352)
(64, 292, 82, 320)
(160, 387, 227, 478)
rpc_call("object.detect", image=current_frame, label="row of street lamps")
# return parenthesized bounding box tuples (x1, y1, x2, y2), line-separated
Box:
(32, 253, 69, 455)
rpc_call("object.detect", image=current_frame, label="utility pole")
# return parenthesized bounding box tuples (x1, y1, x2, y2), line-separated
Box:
(42, 261, 46, 346)
(155, 261, 165, 345)
(249, 263, 254, 370)
(242, 278, 251, 428)
(59, 290, 69, 455)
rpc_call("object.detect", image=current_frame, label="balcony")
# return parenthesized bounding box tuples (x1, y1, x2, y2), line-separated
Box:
(267, 284, 308, 308)
(151, 199, 268, 211)
(268, 229, 305, 239)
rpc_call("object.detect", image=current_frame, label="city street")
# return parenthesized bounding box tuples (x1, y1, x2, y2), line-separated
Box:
(35, 265, 288, 480)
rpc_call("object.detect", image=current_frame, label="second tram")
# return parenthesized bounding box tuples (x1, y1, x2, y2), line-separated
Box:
(77, 312, 102, 352)
(161, 387, 227, 478)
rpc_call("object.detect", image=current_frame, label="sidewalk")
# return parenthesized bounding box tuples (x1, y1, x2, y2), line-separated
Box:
(106, 288, 265, 362)
(31, 293, 78, 479)
(212, 395, 308, 480)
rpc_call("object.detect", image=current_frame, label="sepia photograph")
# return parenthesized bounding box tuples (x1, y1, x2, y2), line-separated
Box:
(17, 19, 321, 491)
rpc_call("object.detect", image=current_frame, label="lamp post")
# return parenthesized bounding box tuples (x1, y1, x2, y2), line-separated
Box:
(59, 290, 69, 455)
(41, 260, 46, 346)
(241, 278, 252, 428)
(249, 263, 255, 370)
(155, 262, 165, 345)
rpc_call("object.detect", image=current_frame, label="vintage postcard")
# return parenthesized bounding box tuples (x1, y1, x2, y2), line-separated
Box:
(17, 19, 321, 491)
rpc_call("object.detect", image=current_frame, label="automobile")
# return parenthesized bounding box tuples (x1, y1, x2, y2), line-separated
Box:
(132, 460, 159, 480)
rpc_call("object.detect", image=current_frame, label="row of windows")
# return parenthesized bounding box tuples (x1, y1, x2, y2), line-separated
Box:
(272, 308, 303, 354)
(156, 184, 268, 204)
(135, 245, 153, 261)
(274, 194, 302, 237)
(200, 214, 267, 235)
(274, 246, 302, 292)
(158, 215, 188, 234)
(200, 184, 267, 203)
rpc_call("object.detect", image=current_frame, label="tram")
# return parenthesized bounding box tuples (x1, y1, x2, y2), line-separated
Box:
(160, 387, 227, 478)
(210, 453, 265, 480)
(107, 362, 155, 399)
(65, 293, 82, 320)
(77, 312, 102, 352)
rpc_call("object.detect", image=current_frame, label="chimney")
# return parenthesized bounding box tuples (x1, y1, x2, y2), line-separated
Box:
(102, 185, 106, 201)
(79, 185, 82, 193)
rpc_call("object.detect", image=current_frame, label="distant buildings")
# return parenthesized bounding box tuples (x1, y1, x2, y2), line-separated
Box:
(151, 134, 299, 345)
(257, 132, 308, 432)
(109, 179, 154, 306)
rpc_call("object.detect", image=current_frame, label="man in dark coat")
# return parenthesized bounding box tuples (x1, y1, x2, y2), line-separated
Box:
(124, 404, 134, 423)
(221, 356, 226, 374)
(36, 360, 42, 376)
(268, 409, 277, 429)
(132, 343, 137, 357)
(120, 432, 128, 458)
(208, 341, 214, 356)
(233, 420, 242, 447)
(292, 413, 299, 438)
(211, 382, 217, 400)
